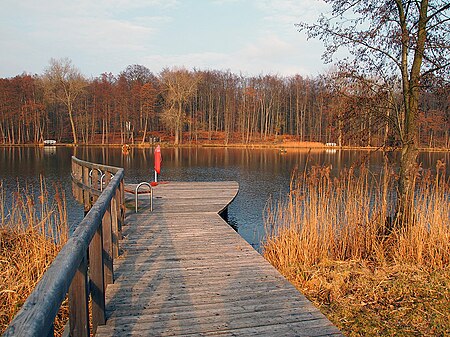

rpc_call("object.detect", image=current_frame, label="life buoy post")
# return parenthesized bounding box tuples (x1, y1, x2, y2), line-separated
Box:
(154, 145, 162, 182)
(122, 144, 131, 155)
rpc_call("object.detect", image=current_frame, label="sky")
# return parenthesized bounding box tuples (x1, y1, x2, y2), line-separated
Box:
(0, 0, 332, 78)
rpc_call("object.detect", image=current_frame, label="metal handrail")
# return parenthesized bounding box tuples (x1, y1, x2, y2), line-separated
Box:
(135, 182, 153, 213)
(100, 173, 115, 192)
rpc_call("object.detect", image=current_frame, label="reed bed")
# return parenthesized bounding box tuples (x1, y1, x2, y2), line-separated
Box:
(0, 179, 68, 336)
(263, 162, 450, 336)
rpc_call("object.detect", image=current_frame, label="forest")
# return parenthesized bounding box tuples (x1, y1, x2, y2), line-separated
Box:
(0, 61, 448, 148)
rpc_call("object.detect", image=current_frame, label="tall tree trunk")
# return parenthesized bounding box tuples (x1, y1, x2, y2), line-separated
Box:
(174, 104, 183, 145)
(395, 0, 428, 226)
(67, 101, 78, 144)
(141, 113, 148, 144)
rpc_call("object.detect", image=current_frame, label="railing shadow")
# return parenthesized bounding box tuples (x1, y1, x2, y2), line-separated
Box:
(100, 199, 203, 336)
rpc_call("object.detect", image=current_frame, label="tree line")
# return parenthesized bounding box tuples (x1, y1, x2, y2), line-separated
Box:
(0, 60, 448, 148)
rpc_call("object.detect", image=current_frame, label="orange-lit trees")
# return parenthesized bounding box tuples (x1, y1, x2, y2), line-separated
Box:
(0, 78, 18, 144)
(18, 75, 46, 143)
(0, 75, 46, 144)
(90, 73, 115, 144)
(160, 68, 201, 145)
(119, 65, 157, 144)
(42, 58, 87, 144)
(140, 82, 158, 144)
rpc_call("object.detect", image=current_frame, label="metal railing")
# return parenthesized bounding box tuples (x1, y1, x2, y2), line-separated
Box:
(135, 182, 153, 212)
(3, 156, 125, 337)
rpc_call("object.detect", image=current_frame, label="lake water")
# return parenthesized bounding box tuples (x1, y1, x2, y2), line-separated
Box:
(1, 146, 449, 250)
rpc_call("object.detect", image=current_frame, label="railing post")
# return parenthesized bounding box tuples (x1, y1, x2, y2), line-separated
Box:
(71, 160, 77, 202)
(68, 254, 90, 337)
(91, 169, 100, 205)
(103, 205, 114, 286)
(111, 193, 119, 258)
(89, 223, 106, 334)
(119, 180, 125, 239)
(91, 169, 99, 190)
(77, 163, 83, 203)
(82, 166, 91, 215)
(72, 161, 83, 204)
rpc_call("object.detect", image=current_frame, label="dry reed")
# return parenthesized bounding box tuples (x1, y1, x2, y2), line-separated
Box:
(0, 178, 68, 336)
(263, 161, 450, 335)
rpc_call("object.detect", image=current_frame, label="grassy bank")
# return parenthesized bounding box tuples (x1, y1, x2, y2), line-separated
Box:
(263, 163, 450, 336)
(0, 180, 68, 335)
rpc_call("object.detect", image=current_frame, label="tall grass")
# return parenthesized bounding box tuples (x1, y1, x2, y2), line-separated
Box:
(0, 179, 68, 335)
(263, 162, 450, 335)
(264, 162, 449, 270)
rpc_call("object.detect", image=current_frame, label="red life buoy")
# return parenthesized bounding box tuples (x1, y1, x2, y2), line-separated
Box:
(154, 145, 162, 174)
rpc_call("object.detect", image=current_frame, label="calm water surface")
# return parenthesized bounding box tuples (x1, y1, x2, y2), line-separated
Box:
(1, 146, 448, 249)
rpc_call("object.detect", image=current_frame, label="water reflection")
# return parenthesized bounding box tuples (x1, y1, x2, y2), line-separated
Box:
(1, 146, 449, 250)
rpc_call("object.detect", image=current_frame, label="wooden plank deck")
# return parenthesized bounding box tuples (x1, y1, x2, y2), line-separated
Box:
(95, 181, 342, 337)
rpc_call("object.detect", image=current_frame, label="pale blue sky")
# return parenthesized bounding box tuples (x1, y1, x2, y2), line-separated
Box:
(1, 0, 331, 78)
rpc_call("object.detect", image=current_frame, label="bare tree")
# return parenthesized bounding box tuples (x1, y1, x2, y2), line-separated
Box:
(121, 64, 156, 85)
(140, 82, 158, 144)
(298, 0, 450, 224)
(160, 68, 201, 145)
(43, 58, 87, 144)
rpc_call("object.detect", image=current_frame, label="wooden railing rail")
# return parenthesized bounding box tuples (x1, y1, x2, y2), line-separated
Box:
(3, 157, 125, 337)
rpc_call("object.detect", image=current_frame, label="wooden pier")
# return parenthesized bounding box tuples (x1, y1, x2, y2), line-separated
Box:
(96, 181, 341, 337)
(3, 158, 341, 336)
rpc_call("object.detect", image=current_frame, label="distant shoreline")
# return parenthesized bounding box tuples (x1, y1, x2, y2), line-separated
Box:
(0, 142, 449, 153)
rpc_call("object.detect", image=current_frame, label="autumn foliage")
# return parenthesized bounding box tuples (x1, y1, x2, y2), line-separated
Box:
(0, 65, 448, 148)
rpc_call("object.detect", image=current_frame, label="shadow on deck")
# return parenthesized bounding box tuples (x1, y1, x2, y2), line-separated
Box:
(95, 182, 342, 337)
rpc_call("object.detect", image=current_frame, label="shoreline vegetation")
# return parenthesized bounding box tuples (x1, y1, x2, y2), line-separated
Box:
(263, 163, 450, 336)
(1, 65, 449, 151)
(0, 180, 68, 336)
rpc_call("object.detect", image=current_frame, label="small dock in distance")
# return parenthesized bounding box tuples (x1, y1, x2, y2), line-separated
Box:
(96, 181, 341, 336)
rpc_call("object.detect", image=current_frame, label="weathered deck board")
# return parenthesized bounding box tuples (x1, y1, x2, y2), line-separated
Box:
(96, 182, 341, 337)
